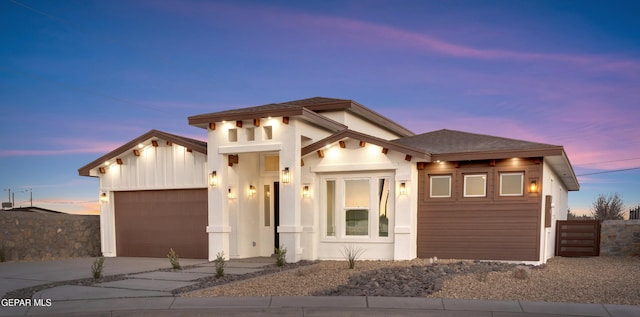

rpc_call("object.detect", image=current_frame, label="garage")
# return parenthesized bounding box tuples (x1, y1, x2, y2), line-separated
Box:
(114, 189, 208, 258)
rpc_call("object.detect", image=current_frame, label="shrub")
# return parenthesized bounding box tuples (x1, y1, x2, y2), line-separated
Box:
(274, 245, 287, 267)
(91, 256, 105, 279)
(0, 246, 6, 262)
(215, 251, 225, 278)
(167, 248, 181, 270)
(513, 266, 531, 280)
(340, 245, 365, 269)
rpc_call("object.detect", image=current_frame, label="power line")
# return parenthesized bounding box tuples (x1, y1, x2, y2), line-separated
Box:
(578, 157, 640, 167)
(577, 167, 640, 177)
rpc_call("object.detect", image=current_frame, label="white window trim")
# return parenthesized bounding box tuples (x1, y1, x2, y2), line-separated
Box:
(429, 175, 452, 198)
(320, 172, 394, 242)
(464, 174, 487, 197)
(499, 172, 524, 196)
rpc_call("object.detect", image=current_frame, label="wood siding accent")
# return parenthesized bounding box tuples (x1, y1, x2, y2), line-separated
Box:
(114, 189, 208, 258)
(417, 158, 543, 261)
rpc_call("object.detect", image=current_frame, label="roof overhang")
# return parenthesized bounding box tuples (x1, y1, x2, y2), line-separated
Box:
(431, 146, 579, 191)
(302, 129, 430, 160)
(78, 130, 207, 177)
(188, 106, 346, 132)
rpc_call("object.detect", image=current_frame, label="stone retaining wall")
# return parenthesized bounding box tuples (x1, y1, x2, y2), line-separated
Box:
(600, 220, 640, 256)
(0, 210, 100, 261)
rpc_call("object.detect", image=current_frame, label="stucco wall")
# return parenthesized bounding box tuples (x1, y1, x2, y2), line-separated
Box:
(0, 211, 100, 261)
(600, 220, 640, 256)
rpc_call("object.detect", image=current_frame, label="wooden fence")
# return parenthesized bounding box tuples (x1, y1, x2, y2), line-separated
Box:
(555, 220, 600, 257)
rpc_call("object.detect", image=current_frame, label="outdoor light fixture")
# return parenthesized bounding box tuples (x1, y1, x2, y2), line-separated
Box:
(249, 185, 256, 197)
(302, 185, 310, 198)
(209, 171, 218, 187)
(529, 180, 538, 193)
(399, 182, 407, 196)
(282, 167, 290, 184)
(227, 187, 235, 199)
(99, 193, 108, 203)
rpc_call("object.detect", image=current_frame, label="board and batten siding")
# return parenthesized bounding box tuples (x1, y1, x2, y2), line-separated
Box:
(100, 143, 207, 190)
(417, 158, 543, 261)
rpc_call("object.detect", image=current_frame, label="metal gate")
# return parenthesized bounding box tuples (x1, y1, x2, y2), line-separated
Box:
(555, 220, 600, 257)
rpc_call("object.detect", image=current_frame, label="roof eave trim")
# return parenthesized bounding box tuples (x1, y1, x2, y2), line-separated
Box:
(188, 107, 306, 127)
(301, 129, 429, 160)
(78, 130, 207, 177)
(430, 147, 565, 162)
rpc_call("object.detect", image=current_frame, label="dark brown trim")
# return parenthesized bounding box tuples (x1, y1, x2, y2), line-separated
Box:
(301, 129, 430, 160)
(430, 147, 565, 162)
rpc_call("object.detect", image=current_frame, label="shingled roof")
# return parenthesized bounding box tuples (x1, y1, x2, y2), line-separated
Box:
(394, 129, 579, 190)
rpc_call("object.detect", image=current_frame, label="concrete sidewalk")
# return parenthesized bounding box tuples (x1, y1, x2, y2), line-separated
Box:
(2, 296, 639, 317)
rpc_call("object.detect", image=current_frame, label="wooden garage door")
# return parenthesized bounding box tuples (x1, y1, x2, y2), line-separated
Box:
(114, 189, 207, 258)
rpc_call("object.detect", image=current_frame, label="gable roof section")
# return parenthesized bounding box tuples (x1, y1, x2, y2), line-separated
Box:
(394, 129, 579, 190)
(188, 97, 414, 137)
(302, 129, 430, 160)
(78, 129, 206, 177)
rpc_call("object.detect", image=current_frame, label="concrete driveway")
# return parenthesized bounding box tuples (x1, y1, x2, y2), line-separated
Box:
(0, 257, 207, 298)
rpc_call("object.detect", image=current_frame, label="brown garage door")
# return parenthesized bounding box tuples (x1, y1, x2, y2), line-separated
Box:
(114, 189, 207, 258)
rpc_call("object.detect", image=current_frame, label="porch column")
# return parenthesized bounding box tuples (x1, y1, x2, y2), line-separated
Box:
(207, 152, 231, 261)
(278, 129, 302, 263)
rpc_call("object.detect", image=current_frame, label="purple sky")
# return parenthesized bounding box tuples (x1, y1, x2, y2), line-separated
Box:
(1, 0, 639, 216)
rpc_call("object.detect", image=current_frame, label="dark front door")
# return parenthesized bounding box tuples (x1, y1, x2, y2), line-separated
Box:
(274, 182, 280, 250)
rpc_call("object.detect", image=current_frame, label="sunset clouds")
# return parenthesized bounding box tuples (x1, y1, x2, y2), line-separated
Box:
(1, 0, 638, 215)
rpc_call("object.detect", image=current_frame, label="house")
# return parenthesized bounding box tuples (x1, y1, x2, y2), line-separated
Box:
(79, 97, 579, 264)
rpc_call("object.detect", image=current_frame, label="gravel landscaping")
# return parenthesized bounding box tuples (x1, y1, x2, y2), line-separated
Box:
(187, 256, 640, 305)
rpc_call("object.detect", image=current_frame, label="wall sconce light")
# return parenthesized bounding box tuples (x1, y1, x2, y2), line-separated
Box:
(529, 180, 538, 193)
(249, 185, 256, 197)
(399, 182, 407, 196)
(282, 167, 290, 184)
(302, 185, 310, 198)
(228, 187, 235, 199)
(209, 171, 218, 187)
(99, 192, 109, 203)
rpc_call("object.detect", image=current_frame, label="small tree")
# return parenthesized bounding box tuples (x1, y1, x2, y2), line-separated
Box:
(567, 209, 592, 220)
(591, 193, 625, 220)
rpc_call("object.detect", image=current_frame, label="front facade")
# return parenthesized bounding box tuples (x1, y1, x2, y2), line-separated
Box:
(80, 97, 579, 264)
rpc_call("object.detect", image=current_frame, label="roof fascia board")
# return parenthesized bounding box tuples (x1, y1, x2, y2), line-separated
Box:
(301, 129, 430, 160)
(430, 147, 565, 162)
(347, 101, 415, 137)
(78, 130, 206, 177)
(188, 107, 305, 127)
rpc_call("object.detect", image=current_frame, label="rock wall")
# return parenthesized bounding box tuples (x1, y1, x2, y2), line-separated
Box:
(0, 210, 100, 261)
(600, 220, 640, 256)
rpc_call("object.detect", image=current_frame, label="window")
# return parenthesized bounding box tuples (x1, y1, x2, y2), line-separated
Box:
(263, 155, 279, 172)
(464, 174, 486, 197)
(345, 179, 369, 236)
(500, 172, 524, 196)
(263, 184, 270, 226)
(378, 178, 390, 237)
(322, 173, 393, 240)
(430, 175, 451, 198)
(326, 180, 335, 236)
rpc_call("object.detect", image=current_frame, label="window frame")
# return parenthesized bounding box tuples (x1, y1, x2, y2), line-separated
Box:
(429, 175, 452, 198)
(321, 172, 394, 241)
(499, 172, 524, 196)
(463, 174, 487, 198)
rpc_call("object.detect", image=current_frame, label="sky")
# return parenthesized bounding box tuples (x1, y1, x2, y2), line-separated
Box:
(1, 0, 639, 216)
